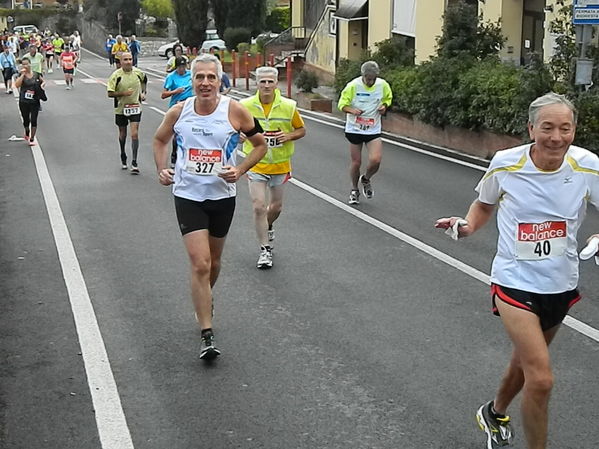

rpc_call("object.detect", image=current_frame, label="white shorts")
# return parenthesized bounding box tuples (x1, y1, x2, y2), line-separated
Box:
(247, 171, 291, 187)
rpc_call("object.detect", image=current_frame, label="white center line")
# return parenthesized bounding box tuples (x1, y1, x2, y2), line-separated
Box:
(30, 140, 135, 449)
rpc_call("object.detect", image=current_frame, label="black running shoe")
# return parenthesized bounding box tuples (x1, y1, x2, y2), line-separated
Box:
(199, 333, 221, 360)
(476, 401, 514, 448)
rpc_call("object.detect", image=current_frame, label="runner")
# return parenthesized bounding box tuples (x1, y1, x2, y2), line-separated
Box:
(337, 60, 392, 205)
(128, 34, 141, 67)
(161, 56, 193, 167)
(107, 52, 147, 174)
(52, 33, 64, 69)
(105, 34, 116, 66)
(152, 53, 267, 360)
(111, 35, 129, 69)
(71, 30, 82, 62)
(435, 92, 599, 449)
(15, 57, 45, 145)
(27, 44, 44, 76)
(166, 44, 188, 73)
(240, 66, 306, 269)
(60, 44, 77, 90)
(214, 53, 231, 95)
(1, 45, 17, 94)
(41, 38, 54, 73)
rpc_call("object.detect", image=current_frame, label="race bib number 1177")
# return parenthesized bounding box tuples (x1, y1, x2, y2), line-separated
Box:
(515, 221, 567, 260)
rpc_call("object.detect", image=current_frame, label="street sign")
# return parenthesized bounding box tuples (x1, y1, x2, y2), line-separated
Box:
(574, 0, 599, 24)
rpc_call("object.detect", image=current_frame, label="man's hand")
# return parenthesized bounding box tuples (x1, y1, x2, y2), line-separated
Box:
(272, 130, 290, 143)
(218, 165, 242, 183)
(157, 168, 174, 186)
(347, 107, 363, 115)
(122, 88, 134, 97)
(239, 132, 247, 144)
(377, 104, 387, 114)
(434, 217, 471, 239)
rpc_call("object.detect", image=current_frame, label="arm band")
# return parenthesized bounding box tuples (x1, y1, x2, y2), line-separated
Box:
(243, 118, 263, 137)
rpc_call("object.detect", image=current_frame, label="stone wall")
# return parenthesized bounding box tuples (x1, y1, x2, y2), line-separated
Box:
(382, 113, 523, 159)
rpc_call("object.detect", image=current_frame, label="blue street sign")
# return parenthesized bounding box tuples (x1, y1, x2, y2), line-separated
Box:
(574, 0, 599, 24)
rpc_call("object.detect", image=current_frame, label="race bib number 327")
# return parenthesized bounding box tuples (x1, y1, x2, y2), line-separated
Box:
(185, 148, 223, 175)
(515, 221, 567, 260)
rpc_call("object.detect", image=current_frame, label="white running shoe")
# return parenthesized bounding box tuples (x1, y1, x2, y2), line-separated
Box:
(256, 246, 273, 269)
(348, 189, 360, 205)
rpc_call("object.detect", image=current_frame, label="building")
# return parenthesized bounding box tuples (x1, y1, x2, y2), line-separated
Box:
(287, 0, 575, 78)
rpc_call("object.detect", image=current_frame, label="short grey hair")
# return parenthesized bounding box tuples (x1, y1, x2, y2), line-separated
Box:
(529, 92, 577, 125)
(256, 66, 278, 82)
(192, 53, 223, 81)
(361, 60, 380, 76)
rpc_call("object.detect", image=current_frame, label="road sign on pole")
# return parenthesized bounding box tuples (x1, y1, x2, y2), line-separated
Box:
(574, 0, 599, 24)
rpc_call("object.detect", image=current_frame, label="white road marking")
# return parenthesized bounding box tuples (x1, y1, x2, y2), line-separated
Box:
(54, 80, 66, 85)
(77, 68, 107, 86)
(80, 78, 99, 84)
(29, 140, 135, 448)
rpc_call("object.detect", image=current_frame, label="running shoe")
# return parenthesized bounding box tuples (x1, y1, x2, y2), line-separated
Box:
(476, 400, 514, 448)
(130, 163, 140, 175)
(48, 69, 53, 74)
(348, 189, 360, 205)
(65, 85, 71, 90)
(256, 246, 273, 269)
(28, 139, 35, 146)
(359, 175, 373, 199)
(121, 163, 128, 170)
(268, 228, 275, 244)
(199, 333, 220, 360)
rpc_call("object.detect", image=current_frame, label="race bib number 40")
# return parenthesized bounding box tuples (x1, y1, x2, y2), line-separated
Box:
(185, 148, 223, 176)
(123, 104, 141, 116)
(515, 221, 567, 260)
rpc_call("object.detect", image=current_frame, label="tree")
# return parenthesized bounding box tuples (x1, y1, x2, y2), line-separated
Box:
(84, 0, 141, 35)
(226, 0, 265, 36)
(172, 0, 209, 47)
(436, 0, 504, 60)
(141, 0, 174, 18)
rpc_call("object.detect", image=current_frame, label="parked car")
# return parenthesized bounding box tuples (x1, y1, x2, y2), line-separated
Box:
(13, 25, 39, 35)
(200, 29, 226, 52)
(158, 40, 180, 58)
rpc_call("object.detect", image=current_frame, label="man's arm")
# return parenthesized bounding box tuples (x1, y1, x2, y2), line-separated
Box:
(153, 104, 183, 185)
(434, 199, 495, 238)
(219, 102, 267, 183)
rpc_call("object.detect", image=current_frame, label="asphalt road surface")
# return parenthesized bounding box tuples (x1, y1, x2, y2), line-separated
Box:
(1, 50, 599, 449)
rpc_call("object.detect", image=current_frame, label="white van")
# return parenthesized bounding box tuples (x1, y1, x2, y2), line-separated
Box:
(13, 25, 39, 35)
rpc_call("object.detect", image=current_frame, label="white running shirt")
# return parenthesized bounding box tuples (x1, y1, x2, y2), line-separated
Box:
(172, 95, 240, 202)
(476, 144, 599, 293)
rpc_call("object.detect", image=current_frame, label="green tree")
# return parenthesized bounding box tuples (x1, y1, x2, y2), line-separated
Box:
(172, 0, 209, 47)
(84, 0, 140, 35)
(436, 0, 504, 60)
(226, 0, 265, 36)
(141, 0, 174, 18)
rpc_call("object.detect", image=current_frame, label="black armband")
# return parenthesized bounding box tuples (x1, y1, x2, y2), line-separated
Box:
(243, 118, 264, 137)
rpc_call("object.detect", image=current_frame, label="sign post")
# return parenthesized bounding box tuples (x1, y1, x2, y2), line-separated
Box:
(573, 1, 599, 86)
(117, 11, 123, 35)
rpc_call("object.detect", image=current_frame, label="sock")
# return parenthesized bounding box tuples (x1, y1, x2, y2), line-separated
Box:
(131, 138, 139, 162)
(268, 224, 273, 231)
(119, 137, 126, 158)
(490, 403, 506, 418)
(201, 328, 213, 339)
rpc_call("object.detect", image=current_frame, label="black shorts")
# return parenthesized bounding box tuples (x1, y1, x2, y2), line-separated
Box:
(2, 67, 13, 82)
(174, 196, 236, 238)
(115, 113, 142, 127)
(345, 132, 381, 145)
(491, 284, 581, 331)
(63, 68, 74, 74)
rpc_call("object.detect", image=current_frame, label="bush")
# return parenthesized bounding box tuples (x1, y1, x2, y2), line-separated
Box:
(372, 36, 414, 72)
(224, 27, 251, 52)
(237, 42, 250, 53)
(573, 91, 599, 152)
(295, 69, 319, 93)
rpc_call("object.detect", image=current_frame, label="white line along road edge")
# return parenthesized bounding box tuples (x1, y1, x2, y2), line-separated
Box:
(30, 141, 135, 449)
(149, 103, 599, 344)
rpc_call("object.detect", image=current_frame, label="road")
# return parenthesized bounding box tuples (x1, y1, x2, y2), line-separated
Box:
(1, 50, 599, 449)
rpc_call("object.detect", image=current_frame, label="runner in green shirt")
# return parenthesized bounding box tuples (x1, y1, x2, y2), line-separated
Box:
(107, 52, 147, 174)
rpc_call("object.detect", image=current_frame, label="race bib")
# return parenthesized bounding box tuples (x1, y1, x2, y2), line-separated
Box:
(355, 116, 375, 131)
(24, 90, 35, 100)
(123, 104, 141, 116)
(515, 221, 567, 260)
(263, 131, 282, 148)
(185, 148, 223, 176)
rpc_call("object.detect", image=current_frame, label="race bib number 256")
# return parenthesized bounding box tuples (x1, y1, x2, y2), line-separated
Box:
(515, 221, 567, 260)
